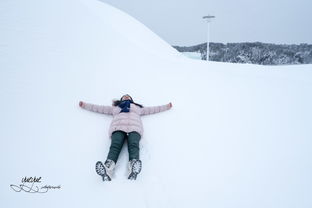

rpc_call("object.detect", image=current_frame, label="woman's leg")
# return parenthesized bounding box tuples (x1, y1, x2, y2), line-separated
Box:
(107, 131, 126, 163)
(127, 131, 141, 161)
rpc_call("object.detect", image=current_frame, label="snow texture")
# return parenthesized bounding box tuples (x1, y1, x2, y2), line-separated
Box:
(0, 0, 312, 207)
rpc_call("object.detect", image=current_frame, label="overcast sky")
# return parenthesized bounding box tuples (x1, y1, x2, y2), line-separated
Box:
(101, 0, 312, 46)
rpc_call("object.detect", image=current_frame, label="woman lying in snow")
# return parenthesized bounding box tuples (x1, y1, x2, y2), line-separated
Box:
(79, 94, 172, 181)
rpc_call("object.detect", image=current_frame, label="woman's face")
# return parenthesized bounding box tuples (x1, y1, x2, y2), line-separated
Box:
(121, 95, 131, 101)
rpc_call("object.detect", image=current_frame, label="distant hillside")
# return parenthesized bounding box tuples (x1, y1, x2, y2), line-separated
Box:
(173, 42, 312, 65)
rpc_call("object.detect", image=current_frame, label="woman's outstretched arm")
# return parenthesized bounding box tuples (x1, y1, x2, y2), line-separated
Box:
(79, 101, 113, 115)
(140, 102, 172, 116)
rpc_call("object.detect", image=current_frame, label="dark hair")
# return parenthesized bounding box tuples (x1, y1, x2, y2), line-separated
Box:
(112, 94, 143, 108)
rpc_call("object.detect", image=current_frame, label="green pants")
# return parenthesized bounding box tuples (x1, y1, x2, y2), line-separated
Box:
(107, 130, 141, 163)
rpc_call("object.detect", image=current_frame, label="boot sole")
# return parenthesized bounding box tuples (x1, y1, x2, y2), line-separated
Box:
(128, 160, 142, 180)
(95, 161, 111, 181)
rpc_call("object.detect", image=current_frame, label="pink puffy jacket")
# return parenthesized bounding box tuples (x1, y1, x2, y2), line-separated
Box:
(81, 102, 171, 138)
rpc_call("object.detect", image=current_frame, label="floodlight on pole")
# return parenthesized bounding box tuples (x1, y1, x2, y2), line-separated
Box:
(203, 15, 215, 61)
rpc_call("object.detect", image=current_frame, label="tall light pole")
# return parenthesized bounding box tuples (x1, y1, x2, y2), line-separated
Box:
(203, 15, 215, 61)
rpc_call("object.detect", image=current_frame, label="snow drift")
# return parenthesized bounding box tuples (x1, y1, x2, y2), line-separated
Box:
(1, 0, 312, 208)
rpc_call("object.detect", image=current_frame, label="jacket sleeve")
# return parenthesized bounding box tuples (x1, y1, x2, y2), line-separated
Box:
(81, 102, 113, 115)
(140, 103, 171, 116)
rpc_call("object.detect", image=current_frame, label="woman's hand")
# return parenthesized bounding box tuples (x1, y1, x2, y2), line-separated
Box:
(169, 102, 172, 108)
(79, 101, 84, 107)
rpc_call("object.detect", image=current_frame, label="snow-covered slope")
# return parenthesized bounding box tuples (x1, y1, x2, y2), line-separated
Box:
(1, 0, 312, 208)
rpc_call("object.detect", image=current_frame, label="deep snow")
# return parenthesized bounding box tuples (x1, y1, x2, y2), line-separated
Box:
(0, 0, 312, 208)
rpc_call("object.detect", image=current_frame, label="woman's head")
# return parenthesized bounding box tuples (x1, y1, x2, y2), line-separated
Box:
(113, 94, 143, 108)
(121, 94, 133, 102)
